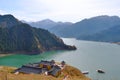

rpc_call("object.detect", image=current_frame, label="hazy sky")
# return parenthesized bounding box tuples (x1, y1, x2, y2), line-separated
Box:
(0, 0, 120, 22)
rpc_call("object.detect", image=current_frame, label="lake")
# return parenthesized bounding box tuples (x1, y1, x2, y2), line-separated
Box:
(0, 38, 120, 80)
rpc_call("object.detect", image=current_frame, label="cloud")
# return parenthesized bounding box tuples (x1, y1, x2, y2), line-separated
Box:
(0, 0, 120, 22)
(0, 10, 8, 14)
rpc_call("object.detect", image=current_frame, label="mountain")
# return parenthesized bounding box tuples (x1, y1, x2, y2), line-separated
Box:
(49, 22, 72, 36)
(22, 15, 120, 42)
(27, 19, 73, 32)
(0, 14, 21, 28)
(0, 14, 76, 54)
(54, 15, 120, 38)
(77, 25, 120, 42)
(28, 19, 57, 29)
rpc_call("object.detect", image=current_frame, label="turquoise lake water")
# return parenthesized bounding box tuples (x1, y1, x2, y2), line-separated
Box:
(0, 38, 120, 80)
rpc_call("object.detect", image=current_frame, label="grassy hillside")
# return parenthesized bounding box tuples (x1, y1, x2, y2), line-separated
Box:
(0, 66, 90, 80)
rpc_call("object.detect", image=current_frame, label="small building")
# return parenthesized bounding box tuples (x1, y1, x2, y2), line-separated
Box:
(25, 63, 40, 67)
(14, 60, 62, 77)
(39, 60, 54, 70)
(14, 65, 46, 74)
(61, 61, 66, 67)
(48, 65, 61, 77)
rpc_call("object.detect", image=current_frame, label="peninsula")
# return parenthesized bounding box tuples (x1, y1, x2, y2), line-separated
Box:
(0, 14, 76, 55)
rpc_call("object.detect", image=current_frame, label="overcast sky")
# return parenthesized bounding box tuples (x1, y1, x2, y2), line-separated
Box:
(0, 0, 120, 22)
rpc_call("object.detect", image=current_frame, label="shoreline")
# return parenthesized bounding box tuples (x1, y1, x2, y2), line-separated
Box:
(0, 48, 76, 56)
(112, 42, 120, 45)
(0, 54, 13, 57)
(76, 38, 120, 45)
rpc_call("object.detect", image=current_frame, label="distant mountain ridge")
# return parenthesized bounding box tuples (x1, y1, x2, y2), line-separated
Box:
(0, 14, 76, 54)
(49, 22, 73, 35)
(77, 25, 120, 42)
(28, 19, 57, 29)
(27, 19, 73, 30)
(54, 15, 120, 37)
(22, 15, 120, 42)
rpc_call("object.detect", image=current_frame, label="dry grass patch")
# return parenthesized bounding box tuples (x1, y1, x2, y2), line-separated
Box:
(0, 66, 91, 80)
